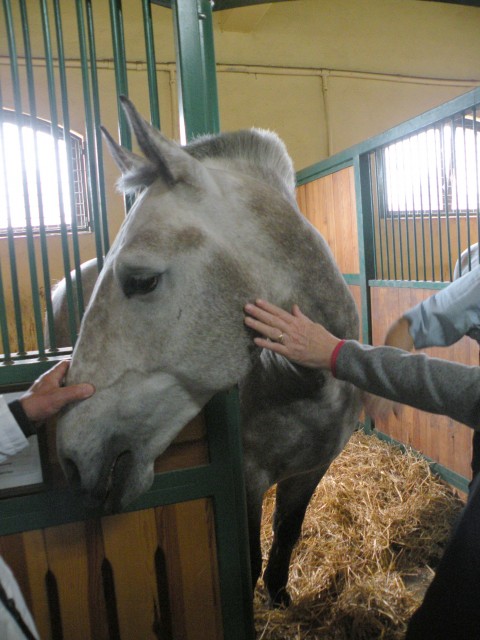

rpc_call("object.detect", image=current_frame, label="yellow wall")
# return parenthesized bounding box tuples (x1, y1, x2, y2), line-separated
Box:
(1, 0, 480, 350)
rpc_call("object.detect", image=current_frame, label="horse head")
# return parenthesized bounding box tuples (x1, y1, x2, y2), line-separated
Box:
(56, 97, 306, 511)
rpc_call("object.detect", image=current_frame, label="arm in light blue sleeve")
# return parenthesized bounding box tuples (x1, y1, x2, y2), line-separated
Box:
(404, 267, 480, 349)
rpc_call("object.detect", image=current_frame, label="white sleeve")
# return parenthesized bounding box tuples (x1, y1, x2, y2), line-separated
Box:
(0, 397, 29, 463)
(0, 557, 40, 639)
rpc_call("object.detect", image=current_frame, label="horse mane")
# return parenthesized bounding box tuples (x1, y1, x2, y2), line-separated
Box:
(186, 128, 296, 198)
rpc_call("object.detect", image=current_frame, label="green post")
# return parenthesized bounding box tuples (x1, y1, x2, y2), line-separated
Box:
(171, 0, 220, 141)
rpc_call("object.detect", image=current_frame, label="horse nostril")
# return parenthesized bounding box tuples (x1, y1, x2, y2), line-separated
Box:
(64, 457, 82, 489)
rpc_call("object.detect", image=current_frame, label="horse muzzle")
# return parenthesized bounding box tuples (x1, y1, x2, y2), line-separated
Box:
(63, 449, 134, 513)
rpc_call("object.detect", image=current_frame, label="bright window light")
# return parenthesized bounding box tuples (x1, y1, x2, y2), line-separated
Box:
(384, 121, 480, 216)
(0, 114, 89, 234)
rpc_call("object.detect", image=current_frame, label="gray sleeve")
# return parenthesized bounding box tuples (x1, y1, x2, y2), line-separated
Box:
(335, 341, 480, 430)
(404, 267, 480, 348)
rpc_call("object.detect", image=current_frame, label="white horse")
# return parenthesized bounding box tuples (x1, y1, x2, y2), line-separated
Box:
(57, 97, 362, 606)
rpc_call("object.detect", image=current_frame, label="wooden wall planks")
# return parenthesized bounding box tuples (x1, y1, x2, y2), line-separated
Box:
(0, 498, 222, 639)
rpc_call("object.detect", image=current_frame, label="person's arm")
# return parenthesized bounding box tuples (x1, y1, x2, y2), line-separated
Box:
(17, 360, 94, 423)
(0, 361, 94, 463)
(335, 341, 480, 430)
(244, 299, 480, 430)
(404, 268, 480, 349)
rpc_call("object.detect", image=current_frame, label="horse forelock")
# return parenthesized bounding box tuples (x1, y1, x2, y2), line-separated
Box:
(186, 129, 296, 198)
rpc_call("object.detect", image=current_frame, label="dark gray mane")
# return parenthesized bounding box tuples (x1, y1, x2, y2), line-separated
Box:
(186, 128, 296, 198)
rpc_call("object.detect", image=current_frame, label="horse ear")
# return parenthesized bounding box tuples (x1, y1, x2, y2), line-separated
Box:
(101, 124, 161, 194)
(119, 95, 200, 188)
(101, 125, 149, 173)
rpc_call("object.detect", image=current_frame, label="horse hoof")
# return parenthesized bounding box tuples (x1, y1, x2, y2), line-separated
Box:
(268, 588, 291, 609)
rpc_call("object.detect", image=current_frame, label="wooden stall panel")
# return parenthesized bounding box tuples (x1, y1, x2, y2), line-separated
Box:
(371, 285, 475, 480)
(296, 167, 359, 275)
(0, 499, 223, 640)
(156, 500, 223, 640)
(101, 510, 160, 639)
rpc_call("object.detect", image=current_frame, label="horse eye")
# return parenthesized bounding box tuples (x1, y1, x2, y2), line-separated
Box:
(123, 274, 160, 298)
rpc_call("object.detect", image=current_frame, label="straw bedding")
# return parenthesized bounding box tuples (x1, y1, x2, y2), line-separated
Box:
(254, 430, 464, 640)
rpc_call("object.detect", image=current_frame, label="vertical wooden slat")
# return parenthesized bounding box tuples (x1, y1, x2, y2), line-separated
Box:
(101, 509, 160, 640)
(166, 499, 222, 640)
(21, 529, 52, 640)
(43, 522, 92, 639)
(297, 167, 359, 276)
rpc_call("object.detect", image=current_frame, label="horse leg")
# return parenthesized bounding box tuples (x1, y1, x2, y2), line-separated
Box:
(263, 467, 327, 608)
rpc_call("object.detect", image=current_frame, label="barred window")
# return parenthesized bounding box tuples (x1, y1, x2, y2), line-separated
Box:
(0, 110, 90, 235)
(383, 113, 480, 217)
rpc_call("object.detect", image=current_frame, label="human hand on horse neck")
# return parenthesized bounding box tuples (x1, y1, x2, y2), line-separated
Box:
(244, 299, 341, 369)
(20, 360, 95, 424)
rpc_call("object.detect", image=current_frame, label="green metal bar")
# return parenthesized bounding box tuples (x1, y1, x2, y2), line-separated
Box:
(461, 111, 471, 274)
(142, 0, 161, 129)
(172, 0, 220, 140)
(434, 125, 445, 280)
(85, 0, 109, 257)
(354, 153, 375, 434)
(39, 0, 78, 349)
(354, 154, 375, 342)
(474, 106, 480, 259)
(369, 279, 448, 290)
(424, 128, 436, 282)
(415, 133, 427, 281)
(0, 464, 219, 537)
(109, 0, 131, 149)
(0, 353, 67, 384)
(18, 0, 57, 352)
(75, 0, 106, 274)
(0, 258, 12, 364)
(205, 390, 255, 640)
(376, 148, 391, 280)
(109, 0, 133, 213)
(3, 0, 46, 359)
(451, 116, 462, 280)
(0, 84, 26, 356)
(442, 119, 454, 281)
(53, 0, 85, 339)
(372, 151, 385, 279)
(342, 273, 361, 285)
(399, 139, 412, 281)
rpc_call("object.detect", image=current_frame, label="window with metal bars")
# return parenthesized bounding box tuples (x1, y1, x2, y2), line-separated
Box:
(382, 111, 480, 219)
(0, 110, 90, 235)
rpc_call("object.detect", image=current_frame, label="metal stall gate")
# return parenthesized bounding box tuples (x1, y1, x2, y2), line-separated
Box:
(0, 1, 254, 638)
(297, 86, 480, 495)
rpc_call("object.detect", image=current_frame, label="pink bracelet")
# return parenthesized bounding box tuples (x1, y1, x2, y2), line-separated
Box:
(330, 339, 346, 378)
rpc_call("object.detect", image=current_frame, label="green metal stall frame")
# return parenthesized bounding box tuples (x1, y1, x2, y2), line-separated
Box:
(0, 1, 255, 637)
(297, 85, 480, 496)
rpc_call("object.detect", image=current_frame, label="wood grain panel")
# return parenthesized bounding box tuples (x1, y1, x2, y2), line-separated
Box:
(22, 530, 54, 640)
(101, 509, 162, 640)
(169, 499, 222, 640)
(0, 499, 224, 640)
(297, 167, 359, 275)
(43, 521, 92, 639)
(370, 286, 474, 480)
